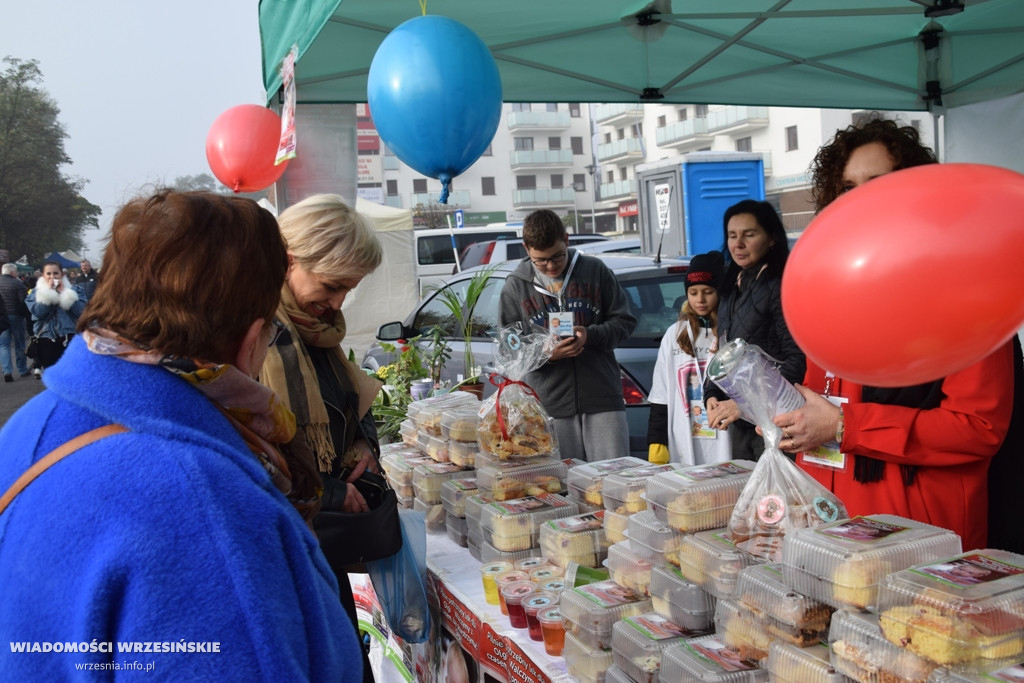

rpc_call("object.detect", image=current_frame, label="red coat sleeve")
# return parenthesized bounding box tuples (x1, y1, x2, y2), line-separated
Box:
(841, 341, 1015, 467)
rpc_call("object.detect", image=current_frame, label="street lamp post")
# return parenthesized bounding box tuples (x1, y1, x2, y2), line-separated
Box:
(585, 163, 598, 234)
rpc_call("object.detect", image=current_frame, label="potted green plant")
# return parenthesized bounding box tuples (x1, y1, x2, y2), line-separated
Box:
(369, 335, 429, 442)
(427, 265, 498, 395)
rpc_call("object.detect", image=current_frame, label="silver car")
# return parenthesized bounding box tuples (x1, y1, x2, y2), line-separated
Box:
(363, 254, 691, 460)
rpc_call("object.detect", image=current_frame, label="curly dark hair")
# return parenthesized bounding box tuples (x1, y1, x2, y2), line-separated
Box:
(809, 115, 937, 212)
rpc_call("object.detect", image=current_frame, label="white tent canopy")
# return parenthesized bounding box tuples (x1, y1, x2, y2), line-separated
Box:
(341, 198, 419, 362)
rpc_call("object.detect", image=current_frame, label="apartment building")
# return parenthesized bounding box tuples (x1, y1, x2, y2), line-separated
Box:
(358, 102, 935, 238)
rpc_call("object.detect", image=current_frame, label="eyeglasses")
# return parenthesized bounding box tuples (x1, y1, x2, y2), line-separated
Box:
(530, 251, 568, 267)
(268, 319, 286, 347)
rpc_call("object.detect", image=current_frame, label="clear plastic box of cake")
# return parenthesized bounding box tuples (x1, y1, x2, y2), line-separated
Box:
(566, 457, 647, 508)
(714, 598, 775, 662)
(560, 579, 653, 650)
(440, 478, 477, 518)
(612, 611, 691, 682)
(480, 540, 543, 564)
(399, 418, 418, 447)
(412, 498, 446, 534)
(603, 664, 633, 683)
(678, 528, 752, 600)
(780, 514, 963, 612)
(466, 531, 482, 561)
(412, 392, 478, 435)
(448, 439, 478, 468)
(440, 404, 482, 442)
(650, 563, 715, 631)
(734, 563, 834, 646)
(662, 636, 769, 682)
(464, 494, 488, 537)
(422, 433, 450, 463)
(875, 549, 1024, 669)
(645, 460, 756, 533)
(602, 463, 682, 513)
(563, 631, 614, 683)
(539, 510, 608, 569)
(829, 608, 941, 683)
(411, 461, 473, 505)
(395, 491, 413, 510)
(479, 493, 579, 552)
(476, 459, 567, 501)
(607, 540, 656, 597)
(382, 452, 434, 489)
(767, 641, 848, 683)
(446, 513, 468, 547)
(604, 508, 630, 544)
(627, 509, 680, 565)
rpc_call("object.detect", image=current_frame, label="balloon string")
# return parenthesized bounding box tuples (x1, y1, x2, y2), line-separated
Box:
(489, 375, 539, 440)
(439, 178, 450, 204)
(418, 0, 427, 15)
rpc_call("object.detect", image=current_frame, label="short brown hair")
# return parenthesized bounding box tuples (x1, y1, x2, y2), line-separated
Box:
(79, 190, 287, 361)
(522, 209, 567, 250)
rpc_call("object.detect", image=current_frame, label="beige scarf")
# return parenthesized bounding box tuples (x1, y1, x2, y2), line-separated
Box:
(260, 284, 382, 474)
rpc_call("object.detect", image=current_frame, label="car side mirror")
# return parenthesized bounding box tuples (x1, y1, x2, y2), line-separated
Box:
(376, 321, 413, 341)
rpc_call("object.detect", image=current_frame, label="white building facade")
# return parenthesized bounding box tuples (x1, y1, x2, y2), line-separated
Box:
(358, 102, 935, 239)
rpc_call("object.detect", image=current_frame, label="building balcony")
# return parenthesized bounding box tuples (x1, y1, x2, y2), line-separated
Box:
(383, 155, 399, 171)
(512, 187, 576, 210)
(599, 179, 637, 202)
(596, 138, 645, 163)
(706, 105, 769, 134)
(758, 150, 772, 175)
(506, 110, 571, 131)
(509, 148, 573, 170)
(655, 118, 714, 151)
(384, 195, 403, 209)
(411, 189, 471, 208)
(594, 103, 644, 126)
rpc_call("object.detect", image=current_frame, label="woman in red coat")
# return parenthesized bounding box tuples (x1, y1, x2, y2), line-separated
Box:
(774, 116, 1018, 552)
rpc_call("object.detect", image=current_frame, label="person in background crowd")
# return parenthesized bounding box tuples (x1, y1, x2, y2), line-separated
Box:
(72, 259, 99, 299)
(0, 263, 26, 381)
(0, 190, 357, 679)
(648, 251, 732, 466)
(704, 200, 805, 461)
(499, 209, 637, 462)
(25, 261, 86, 379)
(259, 193, 385, 683)
(773, 115, 1020, 552)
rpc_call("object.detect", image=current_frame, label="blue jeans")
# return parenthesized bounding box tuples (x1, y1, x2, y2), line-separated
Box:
(0, 315, 29, 376)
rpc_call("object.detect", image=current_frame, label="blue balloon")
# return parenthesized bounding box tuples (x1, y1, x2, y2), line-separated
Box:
(368, 15, 502, 203)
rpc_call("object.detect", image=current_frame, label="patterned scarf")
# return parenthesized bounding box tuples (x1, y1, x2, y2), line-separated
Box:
(260, 284, 382, 474)
(83, 327, 321, 522)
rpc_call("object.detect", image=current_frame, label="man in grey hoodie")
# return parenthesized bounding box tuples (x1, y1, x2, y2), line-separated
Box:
(498, 209, 637, 461)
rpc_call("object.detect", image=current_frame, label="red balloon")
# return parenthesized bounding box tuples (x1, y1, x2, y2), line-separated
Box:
(782, 163, 1024, 387)
(205, 105, 288, 193)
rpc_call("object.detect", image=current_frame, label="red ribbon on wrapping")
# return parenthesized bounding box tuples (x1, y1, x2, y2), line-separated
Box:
(488, 374, 540, 441)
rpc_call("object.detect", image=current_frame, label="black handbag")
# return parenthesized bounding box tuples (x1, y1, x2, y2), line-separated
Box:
(313, 470, 403, 570)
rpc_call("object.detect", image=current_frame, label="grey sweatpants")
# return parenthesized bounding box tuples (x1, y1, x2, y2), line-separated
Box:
(552, 411, 629, 462)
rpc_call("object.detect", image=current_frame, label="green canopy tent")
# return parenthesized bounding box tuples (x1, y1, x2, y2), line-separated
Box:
(259, 0, 1024, 112)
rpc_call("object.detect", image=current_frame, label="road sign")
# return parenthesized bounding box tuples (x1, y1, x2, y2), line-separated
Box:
(454, 209, 464, 229)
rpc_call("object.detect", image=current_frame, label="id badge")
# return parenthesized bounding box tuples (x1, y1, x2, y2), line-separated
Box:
(689, 400, 717, 439)
(798, 395, 848, 470)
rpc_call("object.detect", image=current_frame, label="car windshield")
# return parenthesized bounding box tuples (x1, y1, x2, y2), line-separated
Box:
(617, 274, 689, 347)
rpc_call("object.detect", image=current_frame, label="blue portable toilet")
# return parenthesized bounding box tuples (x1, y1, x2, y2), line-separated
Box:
(636, 151, 765, 258)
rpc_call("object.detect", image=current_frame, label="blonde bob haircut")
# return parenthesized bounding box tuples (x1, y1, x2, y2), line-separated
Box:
(276, 194, 382, 280)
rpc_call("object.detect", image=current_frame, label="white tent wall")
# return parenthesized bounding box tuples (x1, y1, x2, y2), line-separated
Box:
(341, 198, 419, 363)
(944, 91, 1024, 175)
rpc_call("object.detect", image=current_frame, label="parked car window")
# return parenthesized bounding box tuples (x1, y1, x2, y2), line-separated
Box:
(468, 278, 504, 337)
(619, 276, 688, 345)
(413, 282, 466, 336)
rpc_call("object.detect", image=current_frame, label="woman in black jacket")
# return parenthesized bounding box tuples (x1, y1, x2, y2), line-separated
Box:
(705, 199, 805, 460)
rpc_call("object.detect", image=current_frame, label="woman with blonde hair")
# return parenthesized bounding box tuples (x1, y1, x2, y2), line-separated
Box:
(259, 193, 387, 683)
(647, 251, 732, 466)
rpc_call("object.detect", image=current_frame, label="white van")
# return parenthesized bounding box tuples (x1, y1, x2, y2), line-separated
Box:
(414, 225, 521, 294)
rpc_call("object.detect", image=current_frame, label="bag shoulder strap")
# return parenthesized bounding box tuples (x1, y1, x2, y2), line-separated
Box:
(0, 424, 128, 515)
